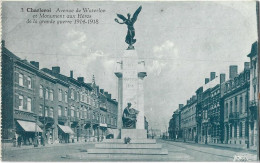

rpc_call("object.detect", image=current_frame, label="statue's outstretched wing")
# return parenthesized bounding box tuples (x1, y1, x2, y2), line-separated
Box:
(131, 6, 142, 23)
(117, 14, 127, 21)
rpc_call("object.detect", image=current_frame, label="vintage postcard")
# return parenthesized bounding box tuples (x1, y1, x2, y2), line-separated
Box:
(1, 1, 259, 162)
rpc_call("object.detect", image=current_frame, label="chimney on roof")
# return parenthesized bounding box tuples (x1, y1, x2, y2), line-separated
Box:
(244, 62, 250, 70)
(210, 72, 216, 81)
(220, 73, 226, 84)
(205, 78, 210, 84)
(52, 66, 60, 74)
(100, 89, 104, 94)
(229, 65, 238, 80)
(30, 61, 39, 69)
(108, 94, 111, 99)
(77, 77, 84, 83)
(70, 70, 73, 78)
(179, 104, 183, 109)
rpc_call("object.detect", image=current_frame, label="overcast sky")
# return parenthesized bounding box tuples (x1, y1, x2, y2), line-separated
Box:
(2, 1, 258, 131)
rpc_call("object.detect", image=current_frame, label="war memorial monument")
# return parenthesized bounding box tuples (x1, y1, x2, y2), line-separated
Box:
(82, 6, 168, 159)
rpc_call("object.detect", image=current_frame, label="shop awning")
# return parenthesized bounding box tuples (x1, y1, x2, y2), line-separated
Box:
(17, 120, 43, 132)
(58, 125, 74, 134)
(106, 128, 114, 135)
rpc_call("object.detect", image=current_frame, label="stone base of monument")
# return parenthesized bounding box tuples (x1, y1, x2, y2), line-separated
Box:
(121, 129, 147, 139)
(83, 129, 168, 158)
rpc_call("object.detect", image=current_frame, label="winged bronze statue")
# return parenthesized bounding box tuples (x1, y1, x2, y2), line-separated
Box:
(115, 6, 142, 50)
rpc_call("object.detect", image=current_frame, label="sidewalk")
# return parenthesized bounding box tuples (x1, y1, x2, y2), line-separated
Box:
(2, 141, 98, 152)
(164, 139, 257, 153)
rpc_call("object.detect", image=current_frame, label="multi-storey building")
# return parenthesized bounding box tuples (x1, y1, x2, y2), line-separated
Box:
(36, 69, 57, 144)
(247, 41, 258, 150)
(2, 42, 41, 145)
(180, 96, 197, 142)
(168, 41, 257, 149)
(77, 77, 93, 142)
(222, 64, 250, 148)
(196, 72, 223, 144)
(207, 73, 225, 144)
(168, 105, 182, 140)
(2, 42, 118, 146)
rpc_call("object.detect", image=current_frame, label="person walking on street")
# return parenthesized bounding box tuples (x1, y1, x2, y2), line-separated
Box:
(41, 135, 45, 146)
(17, 135, 22, 147)
(12, 135, 17, 147)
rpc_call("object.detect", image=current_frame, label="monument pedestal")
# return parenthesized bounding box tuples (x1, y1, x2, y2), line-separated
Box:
(83, 49, 168, 158)
(121, 129, 147, 139)
(115, 49, 147, 130)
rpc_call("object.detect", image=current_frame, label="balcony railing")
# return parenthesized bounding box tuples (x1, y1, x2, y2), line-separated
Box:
(84, 119, 91, 124)
(58, 116, 67, 122)
(229, 112, 239, 122)
(70, 116, 80, 122)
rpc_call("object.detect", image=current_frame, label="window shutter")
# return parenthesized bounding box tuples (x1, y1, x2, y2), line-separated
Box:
(15, 95, 19, 108)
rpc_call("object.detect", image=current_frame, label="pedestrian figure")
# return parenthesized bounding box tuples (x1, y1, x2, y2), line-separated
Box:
(29, 137, 32, 145)
(17, 135, 22, 147)
(12, 135, 17, 147)
(41, 135, 45, 146)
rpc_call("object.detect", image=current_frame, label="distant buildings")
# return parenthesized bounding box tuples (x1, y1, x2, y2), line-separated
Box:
(183, 96, 197, 142)
(168, 41, 258, 149)
(2, 41, 118, 145)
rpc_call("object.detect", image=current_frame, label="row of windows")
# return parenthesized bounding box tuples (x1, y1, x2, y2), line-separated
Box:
(225, 95, 246, 118)
(17, 72, 32, 89)
(40, 85, 54, 101)
(224, 73, 249, 92)
(181, 115, 196, 125)
(228, 122, 246, 138)
(17, 95, 32, 111)
(39, 106, 54, 118)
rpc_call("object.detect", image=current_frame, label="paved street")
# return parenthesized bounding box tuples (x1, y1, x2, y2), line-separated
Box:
(2, 139, 257, 161)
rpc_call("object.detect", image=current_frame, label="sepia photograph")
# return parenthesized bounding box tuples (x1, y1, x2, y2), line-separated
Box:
(1, 1, 259, 161)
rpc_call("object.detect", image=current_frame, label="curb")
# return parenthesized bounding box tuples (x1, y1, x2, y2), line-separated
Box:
(163, 139, 257, 153)
(2, 142, 97, 152)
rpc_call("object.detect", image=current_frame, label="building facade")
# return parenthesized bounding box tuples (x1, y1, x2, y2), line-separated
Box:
(167, 42, 257, 149)
(180, 96, 197, 142)
(2, 42, 118, 146)
(247, 41, 258, 150)
(222, 64, 250, 148)
(168, 106, 181, 140)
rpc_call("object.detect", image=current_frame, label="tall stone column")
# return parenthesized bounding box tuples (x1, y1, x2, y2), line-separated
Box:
(137, 72, 146, 129)
(115, 73, 123, 129)
(115, 50, 147, 130)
